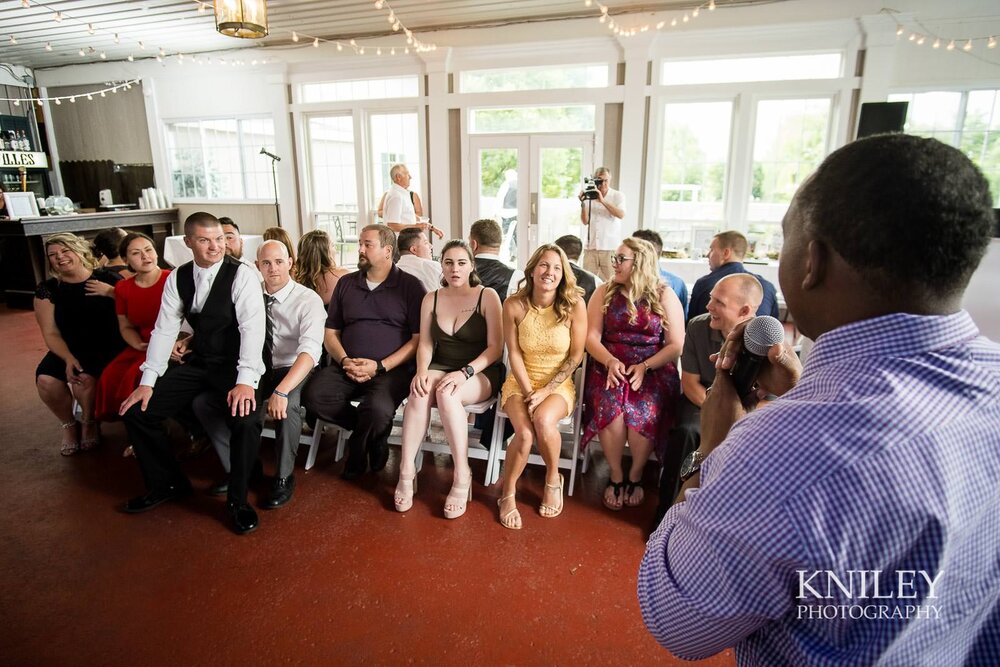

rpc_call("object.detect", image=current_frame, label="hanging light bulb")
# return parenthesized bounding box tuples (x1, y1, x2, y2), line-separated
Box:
(292, 31, 299, 42)
(946, 39, 956, 50)
(963, 39, 973, 51)
(21, 0, 29, 8)
(138, 41, 145, 49)
(9, 36, 17, 45)
(54, 11, 62, 22)
(128, 54, 134, 61)
(55, 98, 61, 105)
(988, 36, 997, 49)
(336, 42, 343, 51)
(70, 96, 76, 103)
(114, 33, 120, 44)
(45, 42, 52, 51)
(86, 93, 93, 100)
(709, 0, 716, 9)
(88, 23, 95, 34)
(932, 38, 941, 49)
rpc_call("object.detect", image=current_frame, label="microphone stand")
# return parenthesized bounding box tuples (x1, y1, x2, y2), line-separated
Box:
(261, 147, 281, 228)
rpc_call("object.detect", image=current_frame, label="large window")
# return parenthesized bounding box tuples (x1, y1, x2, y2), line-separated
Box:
(166, 117, 275, 200)
(369, 112, 421, 206)
(662, 53, 842, 86)
(748, 98, 831, 223)
(307, 115, 357, 214)
(890, 89, 1000, 204)
(460, 64, 609, 93)
(659, 101, 733, 222)
(469, 105, 596, 133)
(301, 76, 419, 103)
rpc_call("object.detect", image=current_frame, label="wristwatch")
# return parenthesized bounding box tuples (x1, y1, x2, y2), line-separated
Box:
(463, 365, 475, 379)
(679, 449, 705, 482)
(376, 360, 386, 376)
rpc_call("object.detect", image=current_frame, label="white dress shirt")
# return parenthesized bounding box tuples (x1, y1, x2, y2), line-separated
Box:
(382, 182, 416, 226)
(140, 260, 266, 389)
(266, 278, 327, 369)
(585, 187, 626, 250)
(396, 253, 443, 293)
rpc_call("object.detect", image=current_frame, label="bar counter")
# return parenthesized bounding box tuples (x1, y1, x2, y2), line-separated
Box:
(0, 208, 179, 309)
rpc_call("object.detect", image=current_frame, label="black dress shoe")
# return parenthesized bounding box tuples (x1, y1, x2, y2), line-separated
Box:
(227, 501, 259, 535)
(124, 481, 192, 513)
(368, 441, 390, 473)
(265, 475, 295, 509)
(207, 476, 230, 496)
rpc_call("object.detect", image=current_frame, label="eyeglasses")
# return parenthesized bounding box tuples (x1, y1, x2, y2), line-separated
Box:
(610, 254, 634, 267)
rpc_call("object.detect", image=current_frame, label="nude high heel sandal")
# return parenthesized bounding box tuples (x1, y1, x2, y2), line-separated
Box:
(394, 473, 418, 512)
(443, 474, 472, 520)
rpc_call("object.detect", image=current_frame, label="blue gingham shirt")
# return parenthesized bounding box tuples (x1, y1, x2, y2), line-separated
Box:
(638, 311, 1000, 666)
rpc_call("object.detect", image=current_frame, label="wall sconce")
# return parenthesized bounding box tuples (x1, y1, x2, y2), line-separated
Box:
(214, 0, 268, 39)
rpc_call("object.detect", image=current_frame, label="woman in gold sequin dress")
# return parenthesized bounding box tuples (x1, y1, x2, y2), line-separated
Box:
(497, 244, 587, 529)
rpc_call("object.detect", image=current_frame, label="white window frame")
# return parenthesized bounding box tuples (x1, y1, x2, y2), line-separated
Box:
(163, 114, 275, 204)
(291, 67, 427, 233)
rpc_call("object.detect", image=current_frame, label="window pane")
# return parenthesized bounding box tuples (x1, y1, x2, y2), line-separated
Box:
(469, 105, 595, 133)
(748, 98, 831, 225)
(461, 64, 609, 93)
(308, 115, 357, 213)
(240, 118, 277, 200)
(662, 53, 842, 86)
(369, 112, 420, 206)
(888, 91, 962, 145)
(301, 76, 419, 103)
(201, 120, 242, 199)
(166, 122, 205, 199)
(961, 90, 1000, 205)
(659, 101, 732, 222)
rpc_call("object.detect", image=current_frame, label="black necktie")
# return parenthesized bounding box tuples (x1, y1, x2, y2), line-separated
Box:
(263, 294, 276, 368)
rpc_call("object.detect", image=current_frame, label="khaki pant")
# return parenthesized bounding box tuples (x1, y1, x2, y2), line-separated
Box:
(584, 250, 614, 282)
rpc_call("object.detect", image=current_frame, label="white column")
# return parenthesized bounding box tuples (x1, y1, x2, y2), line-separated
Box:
(420, 49, 453, 243)
(618, 35, 655, 236)
(858, 14, 901, 105)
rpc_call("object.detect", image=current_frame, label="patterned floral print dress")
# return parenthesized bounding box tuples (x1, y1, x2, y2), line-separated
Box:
(582, 290, 680, 459)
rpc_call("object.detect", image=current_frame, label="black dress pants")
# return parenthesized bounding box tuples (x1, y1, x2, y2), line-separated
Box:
(653, 397, 702, 529)
(124, 363, 264, 504)
(303, 363, 411, 469)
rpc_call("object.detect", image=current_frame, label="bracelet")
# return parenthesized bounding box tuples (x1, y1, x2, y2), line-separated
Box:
(339, 355, 348, 366)
(643, 360, 651, 371)
(273, 389, 289, 398)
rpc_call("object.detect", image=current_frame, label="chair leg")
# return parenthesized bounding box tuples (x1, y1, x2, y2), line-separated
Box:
(335, 427, 349, 462)
(305, 420, 324, 471)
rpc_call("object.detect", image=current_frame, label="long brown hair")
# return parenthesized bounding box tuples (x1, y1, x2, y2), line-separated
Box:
(511, 243, 580, 323)
(602, 237, 667, 323)
(439, 239, 481, 288)
(294, 230, 338, 291)
(263, 226, 296, 263)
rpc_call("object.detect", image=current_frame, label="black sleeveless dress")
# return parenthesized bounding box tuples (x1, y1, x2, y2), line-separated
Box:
(428, 287, 501, 393)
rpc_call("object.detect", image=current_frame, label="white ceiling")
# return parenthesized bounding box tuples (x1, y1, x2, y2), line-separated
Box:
(0, 0, 762, 70)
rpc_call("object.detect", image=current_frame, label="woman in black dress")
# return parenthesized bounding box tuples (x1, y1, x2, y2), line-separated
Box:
(34, 232, 126, 455)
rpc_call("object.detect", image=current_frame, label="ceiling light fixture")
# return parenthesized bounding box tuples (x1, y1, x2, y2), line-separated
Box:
(214, 0, 268, 39)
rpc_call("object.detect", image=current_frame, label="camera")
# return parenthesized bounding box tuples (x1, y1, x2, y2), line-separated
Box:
(582, 177, 604, 200)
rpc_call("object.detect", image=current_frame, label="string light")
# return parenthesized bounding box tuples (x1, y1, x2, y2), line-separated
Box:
(0, 79, 142, 105)
(588, 0, 723, 37)
(885, 9, 997, 56)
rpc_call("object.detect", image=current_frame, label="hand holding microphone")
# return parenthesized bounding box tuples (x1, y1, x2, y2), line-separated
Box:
(716, 315, 802, 400)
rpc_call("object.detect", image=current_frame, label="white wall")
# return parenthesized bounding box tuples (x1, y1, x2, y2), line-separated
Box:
(964, 239, 1000, 343)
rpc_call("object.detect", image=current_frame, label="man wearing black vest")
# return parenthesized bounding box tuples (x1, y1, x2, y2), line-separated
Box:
(120, 212, 267, 535)
(469, 218, 518, 302)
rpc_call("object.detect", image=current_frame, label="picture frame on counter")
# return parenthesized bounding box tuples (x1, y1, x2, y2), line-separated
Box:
(4, 191, 40, 218)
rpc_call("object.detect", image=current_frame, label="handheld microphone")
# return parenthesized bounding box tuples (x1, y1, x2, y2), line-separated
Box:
(729, 315, 785, 397)
(260, 148, 281, 161)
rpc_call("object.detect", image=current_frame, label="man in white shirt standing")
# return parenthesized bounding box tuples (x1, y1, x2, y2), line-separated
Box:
(192, 240, 327, 509)
(381, 163, 443, 239)
(119, 212, 267, 535)
(395, 227, 443, 292)
(579, 166, 626, 282)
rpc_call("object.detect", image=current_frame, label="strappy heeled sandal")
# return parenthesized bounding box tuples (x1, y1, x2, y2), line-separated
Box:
(498, 494, 521, 529)
(79, 419, 101, 452)
(394, 472, 418, 512)
(603, 479, 625, 511)
(60, 420, 80, 457)
(444, 473, 472, 520)
(624, 478, 645, 507)
(539, 474, 564, 518)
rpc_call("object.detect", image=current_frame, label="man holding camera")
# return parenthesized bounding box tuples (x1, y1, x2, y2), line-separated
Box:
(579, 167, 626, 282)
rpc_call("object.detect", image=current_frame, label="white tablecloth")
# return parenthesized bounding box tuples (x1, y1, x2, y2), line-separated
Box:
(163, 235, 264, 267)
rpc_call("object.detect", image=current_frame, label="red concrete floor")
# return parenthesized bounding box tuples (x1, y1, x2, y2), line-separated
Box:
(0, 304, 736, 666)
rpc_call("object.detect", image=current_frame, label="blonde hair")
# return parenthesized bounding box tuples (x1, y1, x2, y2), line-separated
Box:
(294, 230, 338, 291)
(602, 237, 668, 324)
(511, 243, 581, 323)
(45, 232, 99, 277)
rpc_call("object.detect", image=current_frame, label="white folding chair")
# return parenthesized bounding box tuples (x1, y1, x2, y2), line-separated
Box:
(410, 395, 498, 485)
(303, 399, 407, 471)
(485, 356, 587, 496)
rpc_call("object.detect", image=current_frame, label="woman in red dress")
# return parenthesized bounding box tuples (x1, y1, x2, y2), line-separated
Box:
(93, 233, 171, 447)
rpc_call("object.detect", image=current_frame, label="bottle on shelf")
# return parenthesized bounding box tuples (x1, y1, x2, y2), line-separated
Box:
(20, 130, 30, 151)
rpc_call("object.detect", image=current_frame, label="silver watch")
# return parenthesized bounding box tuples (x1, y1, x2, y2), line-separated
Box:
(679, 449, 705, 482)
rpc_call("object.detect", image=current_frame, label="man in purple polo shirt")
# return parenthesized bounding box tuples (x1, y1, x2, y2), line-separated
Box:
(639, 135, 1000, 664)
(303, 224, 425, 480)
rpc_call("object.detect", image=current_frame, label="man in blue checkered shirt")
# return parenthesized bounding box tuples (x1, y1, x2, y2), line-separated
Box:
(638, 134, 1000, 666)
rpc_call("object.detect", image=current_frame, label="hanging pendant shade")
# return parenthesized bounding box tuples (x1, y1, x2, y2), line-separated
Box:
(214, 0, 268, 39)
